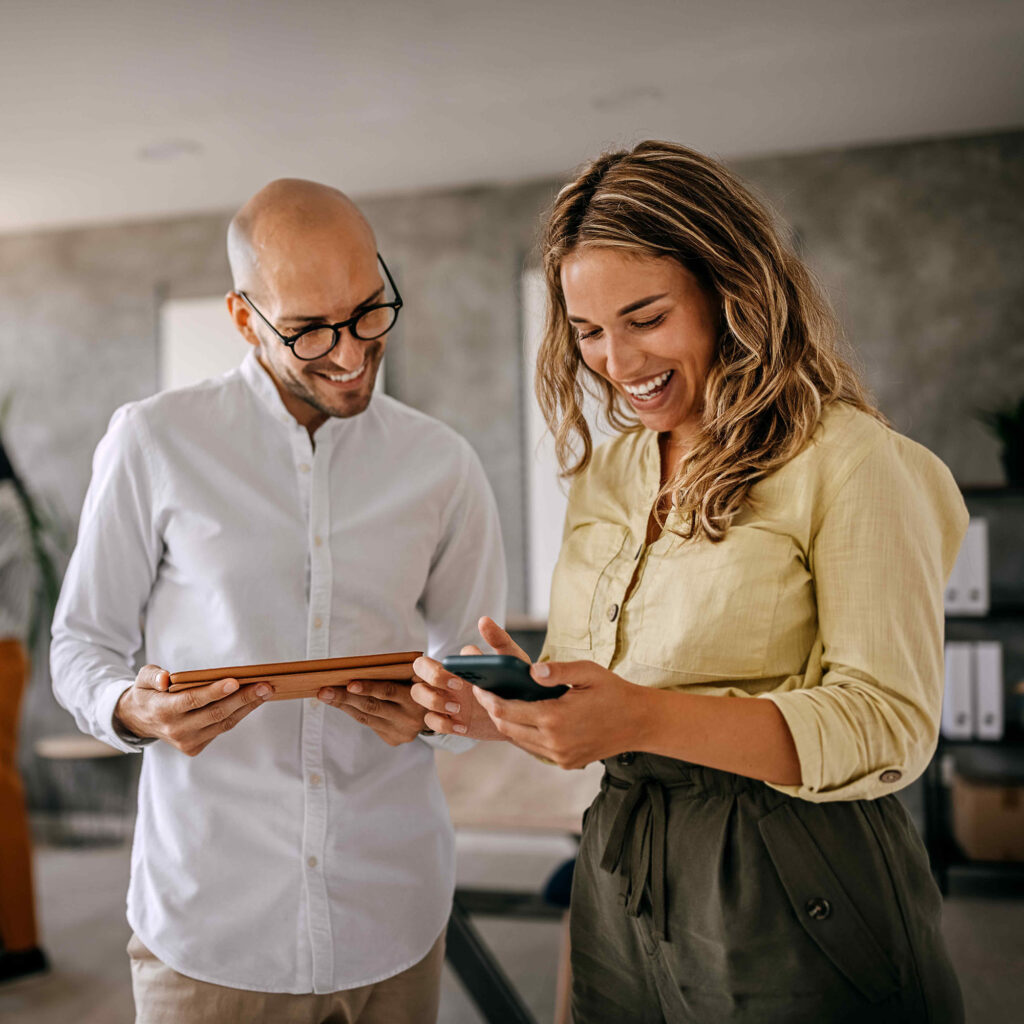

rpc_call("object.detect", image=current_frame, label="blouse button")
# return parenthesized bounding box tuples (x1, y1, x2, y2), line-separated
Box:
(298, 463, 311, 474)
(805, 897, 831, 920)
(880, 770, 902, 784)
(607, 602, 620, 622)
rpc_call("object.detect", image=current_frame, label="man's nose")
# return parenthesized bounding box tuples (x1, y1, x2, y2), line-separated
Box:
(328, 329, 365, 371)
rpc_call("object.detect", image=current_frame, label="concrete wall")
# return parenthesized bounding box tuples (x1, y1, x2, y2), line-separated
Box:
(3, 129, 1023, 809)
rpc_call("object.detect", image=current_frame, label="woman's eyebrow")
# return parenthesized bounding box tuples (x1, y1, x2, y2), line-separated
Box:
(280, 285, 386, 326)
(567, 293, 668, 323)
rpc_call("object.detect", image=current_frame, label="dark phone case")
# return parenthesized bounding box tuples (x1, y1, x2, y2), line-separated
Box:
(442, 654, 568, 701)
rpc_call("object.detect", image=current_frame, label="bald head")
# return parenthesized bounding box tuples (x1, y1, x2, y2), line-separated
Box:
(227, 178, 376, 297)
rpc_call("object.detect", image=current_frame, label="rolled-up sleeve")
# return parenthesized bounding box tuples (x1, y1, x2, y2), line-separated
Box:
(762, 436, 968, 802)
(50, 405, 163, 753)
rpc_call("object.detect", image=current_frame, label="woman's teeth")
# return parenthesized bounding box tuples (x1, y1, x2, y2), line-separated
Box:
(322, 362, 365, 383)
(624, 370, 673, 401)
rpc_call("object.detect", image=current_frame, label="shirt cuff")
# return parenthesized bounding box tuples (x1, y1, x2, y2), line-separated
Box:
(418, 731, 476, 753)
(98, 680, 155, 753)
(759, 690, 908, 802)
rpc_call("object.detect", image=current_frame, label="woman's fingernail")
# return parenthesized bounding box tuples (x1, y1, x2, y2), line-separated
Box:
(445, 702, 461, 714)
(348, 682, 363, 694)
(223, 679, 239, 694)
(319, 689, 334, 702)
(447, 678, 463, 691)
(533, 663, 550, 678)
(255, 684, 271, 699)
(454, 724, 467, 734)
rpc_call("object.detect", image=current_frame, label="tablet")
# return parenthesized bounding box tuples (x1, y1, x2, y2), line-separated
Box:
(168, 651, 422, 702)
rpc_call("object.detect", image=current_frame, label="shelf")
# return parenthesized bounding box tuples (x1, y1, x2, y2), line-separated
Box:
(958, 484, 1024, 497)
(945, 604, 1024, 620)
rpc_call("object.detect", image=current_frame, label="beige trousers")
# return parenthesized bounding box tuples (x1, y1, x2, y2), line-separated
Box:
(127, 931, 445, 1024)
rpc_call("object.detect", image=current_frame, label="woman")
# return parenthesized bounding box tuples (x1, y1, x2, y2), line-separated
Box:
(411, 141, 966, 1023)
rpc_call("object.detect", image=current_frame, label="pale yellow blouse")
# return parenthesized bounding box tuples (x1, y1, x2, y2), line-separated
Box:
(540, 403, 968, 802)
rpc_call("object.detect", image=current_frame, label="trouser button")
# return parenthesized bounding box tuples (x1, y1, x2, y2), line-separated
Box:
(616, 752, 636, 766)
(805, 897, 831, 920)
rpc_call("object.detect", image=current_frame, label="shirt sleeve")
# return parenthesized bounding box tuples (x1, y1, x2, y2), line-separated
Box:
(418, 438, 508, 753)
(760, 435, 969, 802)
(50, 405, 163, 753)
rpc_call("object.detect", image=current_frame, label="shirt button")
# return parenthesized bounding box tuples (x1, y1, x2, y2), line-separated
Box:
(314, 617, 323, 629)
(307, 856, 318, 869)
(309, 698, 319, 708)
(309, 773, 322, 787)
(607, 602, 620, 622)
(617, 752, 635, 766)
(298, 463, 311, 474)
(805, 897, 831, 920)
(880, 769, 902, 784)
(314, 535, 323, 547)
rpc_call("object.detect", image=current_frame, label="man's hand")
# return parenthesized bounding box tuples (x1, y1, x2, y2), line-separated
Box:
(317, 678, 428, 746)
(409, 616, 529, 740)
(114, 664, 273, 757)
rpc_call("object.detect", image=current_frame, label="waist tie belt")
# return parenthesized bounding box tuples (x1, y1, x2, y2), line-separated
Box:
(599, 771, 692, 942)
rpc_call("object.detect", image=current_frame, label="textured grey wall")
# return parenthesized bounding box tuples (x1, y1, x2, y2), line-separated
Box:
(2, 129, 1023, 809)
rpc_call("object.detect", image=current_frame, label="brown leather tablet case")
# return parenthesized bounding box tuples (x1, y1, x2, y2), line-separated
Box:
(168, 652, 422, 702)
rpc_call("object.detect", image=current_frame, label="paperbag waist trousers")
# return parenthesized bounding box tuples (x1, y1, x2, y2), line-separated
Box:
(569, 752, 963, 1024)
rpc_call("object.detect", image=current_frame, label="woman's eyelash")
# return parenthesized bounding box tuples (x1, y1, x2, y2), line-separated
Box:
(575, 312, 667, 341)
(633, 313, 666, 329)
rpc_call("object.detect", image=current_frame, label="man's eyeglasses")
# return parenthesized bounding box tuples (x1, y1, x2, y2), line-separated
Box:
(239, 253, 403, 361)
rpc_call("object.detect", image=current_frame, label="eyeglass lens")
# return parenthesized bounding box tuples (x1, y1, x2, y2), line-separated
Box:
(292, 306, 399, 360)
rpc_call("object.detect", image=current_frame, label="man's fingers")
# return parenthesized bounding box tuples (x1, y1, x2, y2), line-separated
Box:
(136, 664, 171, 691)
(478, 617, 531, 663)
(181, 680, 271, 728)
(193, 694, 267, 746)
(173, 676, 242, 713)
(345, 679, 410, 703)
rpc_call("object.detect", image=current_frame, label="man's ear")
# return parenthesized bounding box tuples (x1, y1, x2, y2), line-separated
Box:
(225, 292, 259, 349)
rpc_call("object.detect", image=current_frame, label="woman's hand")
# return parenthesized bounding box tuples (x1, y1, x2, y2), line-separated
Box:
(410, 616, 530, 740)
(473, 660, 656, 769)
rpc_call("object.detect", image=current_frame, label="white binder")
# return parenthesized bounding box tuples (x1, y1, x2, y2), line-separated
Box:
(941, 642, 973, 739)
(944, 518, 989, 616)
(973, 641, 1004, 741)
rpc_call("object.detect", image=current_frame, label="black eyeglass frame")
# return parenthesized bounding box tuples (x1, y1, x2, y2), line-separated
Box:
(238, 253, 403, 361)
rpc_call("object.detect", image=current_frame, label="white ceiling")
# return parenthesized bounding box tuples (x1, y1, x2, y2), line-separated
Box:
(2, 0, 1022, 234)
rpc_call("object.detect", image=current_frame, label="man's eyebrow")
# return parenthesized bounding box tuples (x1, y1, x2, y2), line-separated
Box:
(278, 285, 386, 325)
(567, 293, 668, 324)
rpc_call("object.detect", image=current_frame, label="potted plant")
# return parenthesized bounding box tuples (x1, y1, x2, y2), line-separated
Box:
(977, 395, 1024, 487)
(0, 396, 68, 648)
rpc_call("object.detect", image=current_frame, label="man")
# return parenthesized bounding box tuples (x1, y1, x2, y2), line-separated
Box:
(51, 180, 506, 1023)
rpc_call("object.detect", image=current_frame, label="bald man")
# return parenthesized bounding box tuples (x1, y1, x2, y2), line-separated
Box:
(51, 180, 507, 1023)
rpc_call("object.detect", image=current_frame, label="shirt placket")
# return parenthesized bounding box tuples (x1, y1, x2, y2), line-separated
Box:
(292, 429, 336, 992)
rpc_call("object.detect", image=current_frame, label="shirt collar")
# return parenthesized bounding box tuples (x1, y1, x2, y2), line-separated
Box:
(239, 349, 369, 439)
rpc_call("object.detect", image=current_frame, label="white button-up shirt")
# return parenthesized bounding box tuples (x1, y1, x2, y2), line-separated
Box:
(51, 352, 506, 993)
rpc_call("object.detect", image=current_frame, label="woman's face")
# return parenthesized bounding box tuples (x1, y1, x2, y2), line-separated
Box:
(560, 247, 719, 446)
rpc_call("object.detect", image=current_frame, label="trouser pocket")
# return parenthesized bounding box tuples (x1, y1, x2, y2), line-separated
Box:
(759, 802, 900, 1004)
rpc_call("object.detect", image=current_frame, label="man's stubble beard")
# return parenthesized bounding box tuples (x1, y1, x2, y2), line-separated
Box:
(286, 340, 385, 421)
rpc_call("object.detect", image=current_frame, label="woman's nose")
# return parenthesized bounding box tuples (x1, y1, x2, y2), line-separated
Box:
(603, 334, 644, 382)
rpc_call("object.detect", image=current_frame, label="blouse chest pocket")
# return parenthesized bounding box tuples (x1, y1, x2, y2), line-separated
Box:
(634, 526, 796, 679)
(546, 522, 630, 651)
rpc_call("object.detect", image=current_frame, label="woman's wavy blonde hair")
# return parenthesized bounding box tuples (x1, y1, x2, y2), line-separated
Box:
(536, 140, 885, 542)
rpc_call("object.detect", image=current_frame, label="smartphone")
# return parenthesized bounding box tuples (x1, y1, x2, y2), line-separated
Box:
(441, 654, 568, 701)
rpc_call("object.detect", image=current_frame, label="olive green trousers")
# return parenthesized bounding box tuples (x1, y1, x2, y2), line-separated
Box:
(569, 752, 963, 1023)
